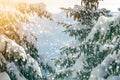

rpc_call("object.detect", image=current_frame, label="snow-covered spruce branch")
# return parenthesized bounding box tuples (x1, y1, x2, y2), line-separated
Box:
(0, 35, 42, 80)
(0, 35, 27, 61)
(86, 14, 120, 42)
(89, 36, 120, 80)
(0, 53, 27, 80)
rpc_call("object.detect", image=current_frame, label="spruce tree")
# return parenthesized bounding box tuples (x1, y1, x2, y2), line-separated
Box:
(53, 0, 120, 80)
(0, 1, 53, 80)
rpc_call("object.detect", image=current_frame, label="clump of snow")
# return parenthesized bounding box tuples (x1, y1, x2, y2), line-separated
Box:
(7, 62, 27, 80)
(25, 55, 42, 77)
(0, 72, 11, 80)
(107, 75, 120, 80)
(86, 15, 109, 41)
(89, 54, 116, 80)
(89, 37, 120, 80)
(72, 54, 87, 77)
(8, 40, 26, 61)
(86, 14, 120, 42)
(73, 54, 87, 70)
(100, 44, 114, 52)
(0, 35, 27, 61)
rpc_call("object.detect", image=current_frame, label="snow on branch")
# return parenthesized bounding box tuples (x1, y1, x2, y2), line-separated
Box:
(0, 53, 26, 80)
(86, 14, 120, 42)
(25, 55, 42, 77)
(7, 62, 27, 80)
(89, 36, 120, 80)
(0, 34, 42, 79)
(0, 35, 27, 62)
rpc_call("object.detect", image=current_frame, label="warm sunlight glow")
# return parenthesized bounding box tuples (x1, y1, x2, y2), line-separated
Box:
(0, 0, 30, 27)
(0, 0, 15, 7)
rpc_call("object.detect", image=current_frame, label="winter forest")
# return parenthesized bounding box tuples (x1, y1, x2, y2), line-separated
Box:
(0, 0, 120, 80)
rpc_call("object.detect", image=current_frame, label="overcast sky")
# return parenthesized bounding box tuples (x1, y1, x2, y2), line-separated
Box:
(38, 0, 120, 13)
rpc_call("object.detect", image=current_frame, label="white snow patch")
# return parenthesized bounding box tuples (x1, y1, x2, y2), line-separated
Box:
(0, 72, 11, 80)
(0, 35, 27, 61)
(7, 62, 27, 80)
(26, 55, 42, 77)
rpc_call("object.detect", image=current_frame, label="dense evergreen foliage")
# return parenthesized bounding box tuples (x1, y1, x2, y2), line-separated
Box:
(53, 0, 120, 80)
(0, 1, 53, 80)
